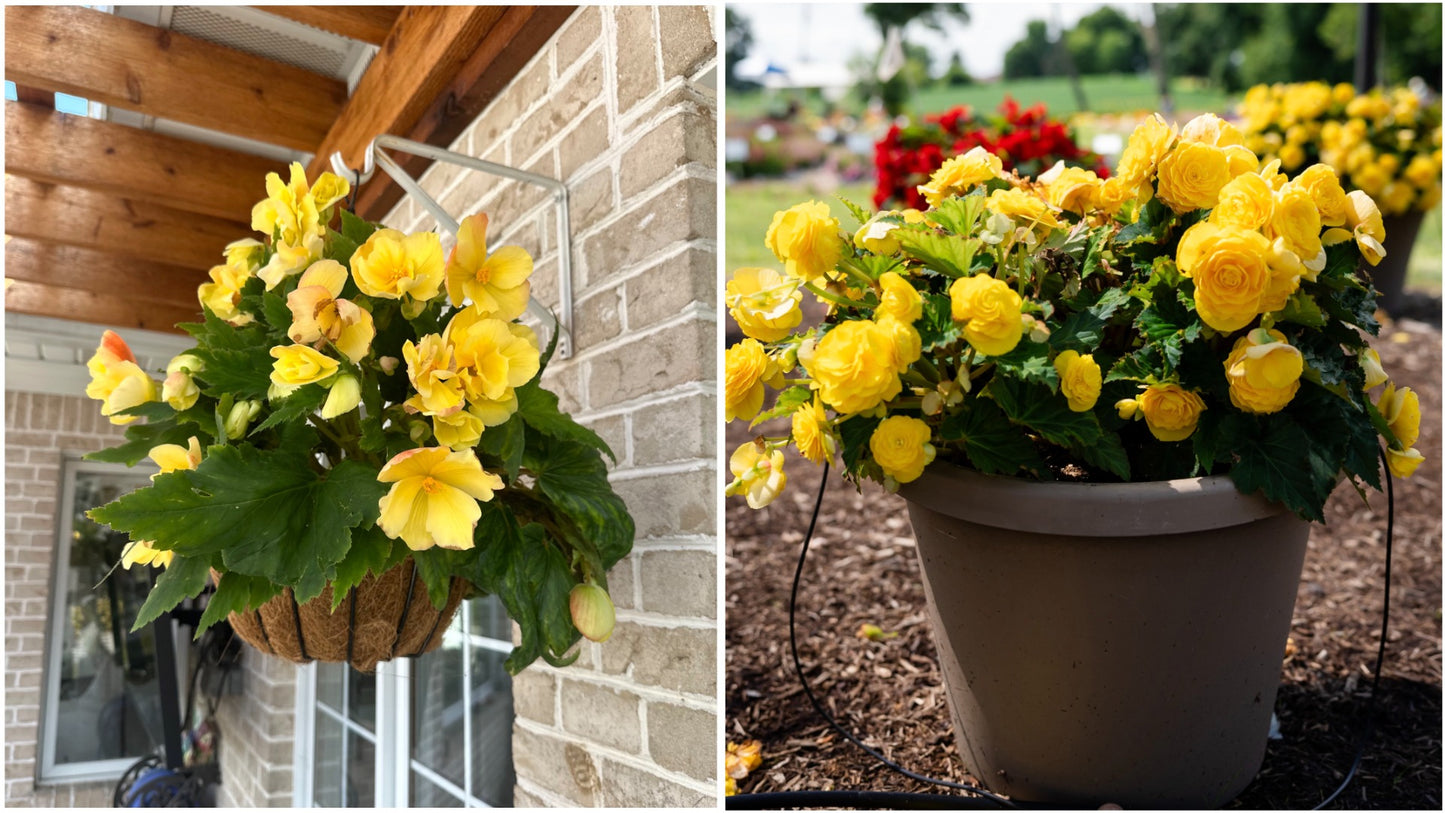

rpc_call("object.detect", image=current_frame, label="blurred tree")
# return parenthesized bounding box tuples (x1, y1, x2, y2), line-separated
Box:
(1004, 19, 1059, 79)
(943, 52, 974, 87)
(1066, 6, 1148, 75)
(725, 8, 757, 91)
(861, 3, 970, 35)
(853, 40, 935, 116)
(1235, 5, 1352, 88)
(1319, 3, 1443, 90)
(1155, 3, 1266, 91)
(856, 4, 970, 115)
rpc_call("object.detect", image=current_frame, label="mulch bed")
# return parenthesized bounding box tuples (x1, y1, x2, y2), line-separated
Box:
(725, 315, 1442, 810)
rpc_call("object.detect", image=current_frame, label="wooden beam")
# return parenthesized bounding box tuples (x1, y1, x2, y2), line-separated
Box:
(353, 6, 575, 221)
(4, 237, 205, 309)
(6, 176, 251, 271)
(5, 101, 287, 222)
(5, 5, 347, 152)
(11, 83, 54, 108)
(307, 5, 509, 177)
(258, 6, 403, 45)
(4, 279, 198, 334)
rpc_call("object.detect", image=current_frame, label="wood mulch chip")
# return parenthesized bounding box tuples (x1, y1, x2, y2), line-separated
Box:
(726, 316, 1442, 810)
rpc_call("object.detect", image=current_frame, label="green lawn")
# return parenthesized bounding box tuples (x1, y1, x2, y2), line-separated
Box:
(728, 75, 1237, 121)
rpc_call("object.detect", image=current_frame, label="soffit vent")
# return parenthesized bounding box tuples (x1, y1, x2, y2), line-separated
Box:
(167, 6, 351, 77)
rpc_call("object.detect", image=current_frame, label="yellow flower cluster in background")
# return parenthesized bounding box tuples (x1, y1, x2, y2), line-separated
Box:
(1240, 81, 1443, 216)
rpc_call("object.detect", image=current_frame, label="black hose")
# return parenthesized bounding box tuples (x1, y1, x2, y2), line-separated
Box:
(727, 790, 1029, 810)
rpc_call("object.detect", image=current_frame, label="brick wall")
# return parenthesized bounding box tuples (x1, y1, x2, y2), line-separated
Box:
(4, 391, 125, 807)
(5, 384, 297, 808)
(383, 6, 719, 806)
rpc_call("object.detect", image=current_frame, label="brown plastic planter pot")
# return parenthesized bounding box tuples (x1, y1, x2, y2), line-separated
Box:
(899, 464, 1311, 809)
(1371, 209, 1426, 315)
(225, 558, 467, 673)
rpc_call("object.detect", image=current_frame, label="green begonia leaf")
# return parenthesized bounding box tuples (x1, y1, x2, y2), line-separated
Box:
(130, 554, 212, 632)
(838, 415, 882, 475)
(986, 377, 1102, 449)
(751, 386, 813, 426)
(198, 572, 282, 633)
(524, 436, 633, 570)
(480, 413, 527, 481)
(938, 399, 1043, 476)
(1228, 417, 1331, 522)
(516, 381, 613, 462)
(86, 418, 198, 466)
(896, 231, 978, 278)
(329, 525, 396, 611)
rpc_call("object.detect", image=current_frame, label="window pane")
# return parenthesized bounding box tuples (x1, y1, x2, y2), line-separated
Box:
(346, 731, 376, 807)
(317, 662, 345, 714)
(468, 594, 511, 643)
(313, 711, 344, 808)
(347, 667, 376, 733)
(410, 772, 465, 807)
(410, 621, 465, 789)
(468, 646, 514, 806)
(49, 468, 164, 768)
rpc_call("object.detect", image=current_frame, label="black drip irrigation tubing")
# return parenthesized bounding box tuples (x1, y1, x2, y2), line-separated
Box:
(727, 452, 1396, 810)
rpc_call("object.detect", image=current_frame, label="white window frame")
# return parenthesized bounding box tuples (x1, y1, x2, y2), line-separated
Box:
(293, 599, 515, 807)
(38, 457, 180, 784)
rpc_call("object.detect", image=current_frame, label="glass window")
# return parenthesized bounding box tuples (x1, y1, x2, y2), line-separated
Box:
(298, 594, 514, 807)
(40, 461, 168, 782)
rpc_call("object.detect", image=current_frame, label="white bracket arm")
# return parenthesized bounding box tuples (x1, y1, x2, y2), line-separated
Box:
(331, 135, 574, 360)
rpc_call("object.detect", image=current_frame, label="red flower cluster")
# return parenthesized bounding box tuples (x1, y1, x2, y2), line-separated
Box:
(874, 97, 1109, 210)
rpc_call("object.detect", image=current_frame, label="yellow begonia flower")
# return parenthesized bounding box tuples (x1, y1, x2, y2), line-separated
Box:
(855, 212, 905, 255)
(1053, 350, 1102, 412)
(877, 271, 922, 324)
(869, 415, 936, 484)
(726, 267, 803, 343)
(1376, 382, 1421, 449)
(252, 163, 336, 290)
(1210, 172, 1274, 231)
(1360, 348, 1388, 390)
(377, 447, 503, 551)
(726, 740, 764, 785)
(1137, 383, 1206, 442)
(162, 353, 203, 411)
(85, 331, 159, 425)
(1175, 222, 1272, 333)
(1225, 329, 1303, 414)
(403, 334, 464, 417)
(807, 320, 903, 415)
(1296, 165, 1350, 227)
(791, 398, 836, 464)
(918, 146, 1005, 207)
(726, 441, 786, 509)
(1386, 446, 1425, 478)
(1115, 113, 1177, 189)
(199, 260, 256, 326)
(286, 260, 376, 363)
(1039, 162, 1101, 215)
(765, 200, 845, 282)
(351, 228, 446, 308)
(1156, 140, 1231, 213)
(443, 212, 533, 320)
(950, 274, 1024, 357)
(320, 374, 362, 420)
(1339, 190, 1388, 266)
(985, 187, 1064, 230)
(269, 344, 340, 396)
(725, 339, 773, 422)
(433, 409, 484, 450)
(1267, 183, 1324, 268)
(123, 436, 203, 570)
(444, 309, 542, 405)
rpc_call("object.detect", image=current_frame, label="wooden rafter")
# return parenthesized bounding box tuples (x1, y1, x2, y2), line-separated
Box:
(258, 6, 403, 45)
(5, 177, 250, 271)
(5, 101, 286, 222)
(5, 280, 198, 335)
(306, 5, 509, 177)
(5, 5, 347, 152)
(353, 6, 576, 221)
(5, 238, 206, 309)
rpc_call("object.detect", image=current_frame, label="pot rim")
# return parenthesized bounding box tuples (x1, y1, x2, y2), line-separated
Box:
(899, 460, 1294, 537)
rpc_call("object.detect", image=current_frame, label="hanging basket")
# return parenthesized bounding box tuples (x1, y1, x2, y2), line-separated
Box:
(900, 463, 1311, 808)
(225, 558, 467, 673)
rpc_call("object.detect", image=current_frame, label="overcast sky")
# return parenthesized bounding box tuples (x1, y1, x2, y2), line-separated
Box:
(731, 2, 1150, 80)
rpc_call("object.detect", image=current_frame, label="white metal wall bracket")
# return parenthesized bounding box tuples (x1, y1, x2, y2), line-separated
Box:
(331, 135, 575, 360)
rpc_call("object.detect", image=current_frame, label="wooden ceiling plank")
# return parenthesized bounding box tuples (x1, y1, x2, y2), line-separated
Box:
(5, 280, 198, 335)
(5, 5, 346, 152)
(6, 176, 251, 272)
(5, 102, 288, 222)
(258, 6, 403, 45)
(5, 238, 206, 309)
(353, 6, 575, 221)
(306, 5, 510, 177)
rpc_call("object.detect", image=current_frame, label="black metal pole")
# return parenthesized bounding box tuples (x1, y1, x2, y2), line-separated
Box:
(152, 613, 185, 769)
(1354, 4, 1380, 91)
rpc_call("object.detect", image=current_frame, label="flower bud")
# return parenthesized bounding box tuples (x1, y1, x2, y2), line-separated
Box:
(320, 374, 361, 419)
(408, 419, 432, 444)
(1360, 348, 1387, 390)
(569, 583, 616, 643)
(162, 361, 200, 411)
(379, 356, 400, 375)
(1115, 398, 1140, 421)
(225, 399, 262, 439)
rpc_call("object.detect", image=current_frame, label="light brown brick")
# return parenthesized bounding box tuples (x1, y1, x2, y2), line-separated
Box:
(639, 550, 715, 618)
(631, 391, 714, 466)
(513, 669, 557, 726)
(613, 7, 660, 116)
(646, 701, 716, 782)
(612, 467, 714, 539)
(558, 106, 610, 182)
(659, 6, 715, 81)
(568, 169, 615, 233)
(516, 54, 603, 155)
(556, 7, 601, 75)
(599, 757, 711, 806)
(619, 112, 715, 200)
(574, 287, 623, 348)
(578, 414, 626, 467)
(559, 680, 641, 753)
(511, 727, 598, 806)
(581, 176, 714, 286)
(604, 554, 636, 610)
(599, 622, 714, 694)
(586, 320, 709, 409)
